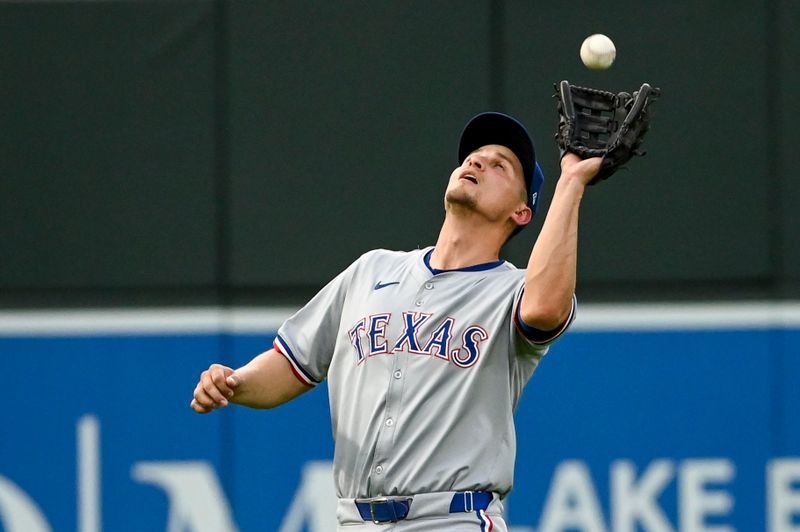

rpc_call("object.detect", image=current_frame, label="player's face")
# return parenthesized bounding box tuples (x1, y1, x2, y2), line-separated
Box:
(444, 144, 530, 226)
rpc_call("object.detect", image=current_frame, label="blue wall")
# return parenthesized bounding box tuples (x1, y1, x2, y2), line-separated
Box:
(1, 325, 798, 531)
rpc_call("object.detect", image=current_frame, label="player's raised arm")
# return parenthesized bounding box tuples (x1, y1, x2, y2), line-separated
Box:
(190, 348, 310, 413)
(518, 154, 601, 331)
(520, 80, 660, 332)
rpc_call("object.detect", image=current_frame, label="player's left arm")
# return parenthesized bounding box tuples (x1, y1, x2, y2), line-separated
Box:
(518, 153, 601, 331)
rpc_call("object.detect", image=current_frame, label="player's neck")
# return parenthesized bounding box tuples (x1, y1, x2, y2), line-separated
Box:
(431, 216, 505, 270)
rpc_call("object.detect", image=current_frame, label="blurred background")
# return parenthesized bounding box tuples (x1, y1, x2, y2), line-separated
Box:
(0, 1, 798, 531)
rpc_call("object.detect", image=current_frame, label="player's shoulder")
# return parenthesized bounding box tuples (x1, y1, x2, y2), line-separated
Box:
(498, 259, 523, 272)
(349, 247, 429, 270)
(485, 259, 526, 286)
(356, 247, 429, 263)
(493, 257, 525, 275)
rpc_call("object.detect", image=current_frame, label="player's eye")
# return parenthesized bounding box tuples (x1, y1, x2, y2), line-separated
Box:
(494, 162, 505, 171)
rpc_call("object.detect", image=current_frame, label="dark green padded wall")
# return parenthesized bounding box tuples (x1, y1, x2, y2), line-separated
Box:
(778, 0, 800, 294)
(227, 1, 492, 286)
(0, 1, 795, 303)
(501, 1, 771, 285)
(0, 2, 217, 289)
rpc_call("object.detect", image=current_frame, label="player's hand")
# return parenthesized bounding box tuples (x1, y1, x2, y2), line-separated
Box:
(560, 153, 603, 188)
(191, 363, 241, 414)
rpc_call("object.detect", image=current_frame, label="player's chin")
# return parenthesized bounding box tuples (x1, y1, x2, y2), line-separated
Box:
(444, 188, 478, 210)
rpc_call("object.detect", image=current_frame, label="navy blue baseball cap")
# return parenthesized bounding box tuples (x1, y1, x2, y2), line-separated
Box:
(458, 112, 545, 216)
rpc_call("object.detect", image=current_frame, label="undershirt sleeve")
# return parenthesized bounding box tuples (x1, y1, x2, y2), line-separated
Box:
(512, 287, 577, 346)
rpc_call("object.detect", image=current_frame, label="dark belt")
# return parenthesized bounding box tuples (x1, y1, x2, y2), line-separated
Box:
(355, 491, 492, 523)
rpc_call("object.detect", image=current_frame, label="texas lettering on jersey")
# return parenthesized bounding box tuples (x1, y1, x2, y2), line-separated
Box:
(347, 311, 489, 369)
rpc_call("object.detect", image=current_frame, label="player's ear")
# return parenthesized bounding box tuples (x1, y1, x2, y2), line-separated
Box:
(511, 205, 532, 227)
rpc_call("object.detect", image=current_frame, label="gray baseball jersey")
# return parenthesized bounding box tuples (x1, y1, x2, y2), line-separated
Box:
(274, 246, 575, 500)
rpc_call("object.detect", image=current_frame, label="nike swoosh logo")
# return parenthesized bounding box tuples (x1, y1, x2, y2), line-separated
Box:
(374, 281, 400, 290)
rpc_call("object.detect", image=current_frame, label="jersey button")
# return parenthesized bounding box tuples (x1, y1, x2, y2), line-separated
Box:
(385, 418, 394, 427)
(414, 300, 423, 306)
(424, 282, 434, 290)
(393, 370, 402, 379)
(375, 465, 384, 474)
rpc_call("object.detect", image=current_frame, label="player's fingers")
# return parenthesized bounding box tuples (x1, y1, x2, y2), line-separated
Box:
(190, 398, 212, 414)
(192, 383, 218, 410)
(200, 370, 229, 406)
(209, 364, 235, 398)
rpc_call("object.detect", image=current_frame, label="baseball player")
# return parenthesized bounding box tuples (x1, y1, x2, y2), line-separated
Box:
(191, 112, 602, 531)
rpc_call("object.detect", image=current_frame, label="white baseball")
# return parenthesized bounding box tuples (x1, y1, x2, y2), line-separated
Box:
(580, 34, 616, 70)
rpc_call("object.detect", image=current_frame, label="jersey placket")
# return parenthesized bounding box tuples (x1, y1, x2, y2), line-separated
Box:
(367, 276, 436, 496)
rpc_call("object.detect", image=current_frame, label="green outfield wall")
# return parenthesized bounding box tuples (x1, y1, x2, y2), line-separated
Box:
(1, 1, 797, 307)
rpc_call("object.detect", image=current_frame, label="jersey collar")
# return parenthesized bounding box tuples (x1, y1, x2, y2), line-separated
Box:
(423, 248, 506, 275)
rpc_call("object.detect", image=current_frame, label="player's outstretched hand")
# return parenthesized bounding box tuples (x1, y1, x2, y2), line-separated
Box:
(560, 153, 603, 188)
(191, 363, 241, 414)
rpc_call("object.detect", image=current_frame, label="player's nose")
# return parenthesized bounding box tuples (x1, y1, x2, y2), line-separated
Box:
(467, 156, 484, 170)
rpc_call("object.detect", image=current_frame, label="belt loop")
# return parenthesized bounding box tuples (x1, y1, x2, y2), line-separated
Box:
(463, 490, 474, 512)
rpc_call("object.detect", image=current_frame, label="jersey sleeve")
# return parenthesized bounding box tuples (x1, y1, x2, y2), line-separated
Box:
(274, 256, 363, 387)
(511, 286, 577, 354)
